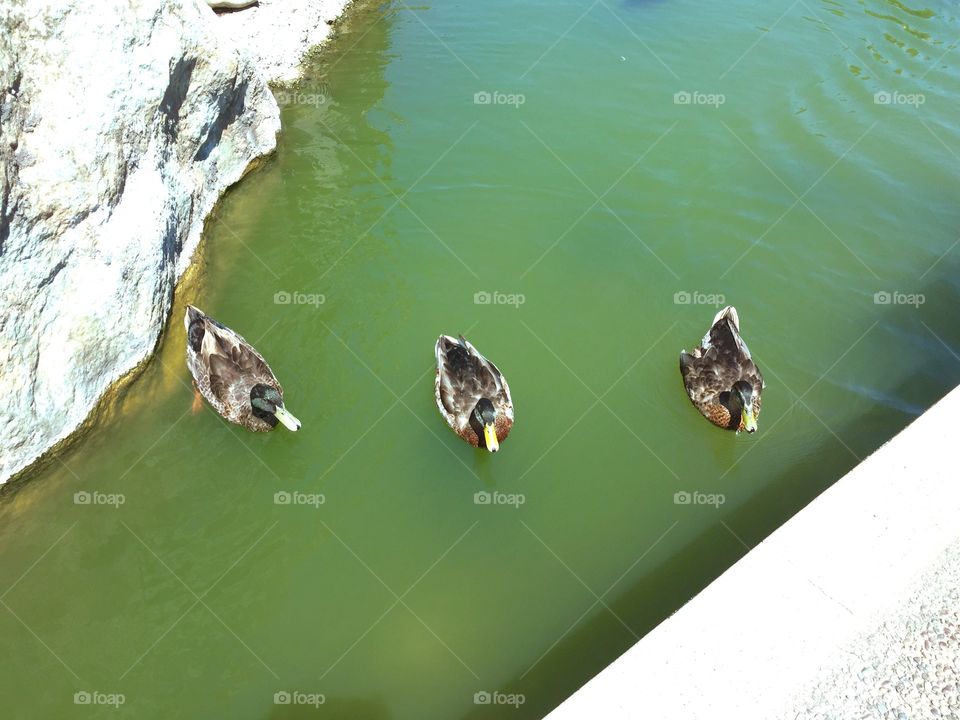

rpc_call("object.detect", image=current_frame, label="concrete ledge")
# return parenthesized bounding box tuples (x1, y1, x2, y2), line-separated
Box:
(547, 384, 960, 719)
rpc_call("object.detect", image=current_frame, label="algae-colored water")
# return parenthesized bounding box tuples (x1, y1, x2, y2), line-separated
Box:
(3, 1, 960, 718)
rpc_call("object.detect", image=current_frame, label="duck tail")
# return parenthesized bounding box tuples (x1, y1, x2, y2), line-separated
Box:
(185, 305, 207, 353)
(436, 335, 459, 367)
(711, 306, 739, 331)
(184, 305, 204, 331)
(457, 334, 481, 356)
(714, 306, 754, 359)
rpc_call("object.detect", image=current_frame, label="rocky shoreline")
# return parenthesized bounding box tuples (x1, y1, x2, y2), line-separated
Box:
(0, 0, 352, 484)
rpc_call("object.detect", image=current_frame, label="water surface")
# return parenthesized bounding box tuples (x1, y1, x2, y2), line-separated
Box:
(3, 1, 960, 718)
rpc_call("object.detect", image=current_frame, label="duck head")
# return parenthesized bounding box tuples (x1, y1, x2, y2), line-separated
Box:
(250, 384, 301, 431)
(471, 398, 499, 452)
(732, 380, 757, 433)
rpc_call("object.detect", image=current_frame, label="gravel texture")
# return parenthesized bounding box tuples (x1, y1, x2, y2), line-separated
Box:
(781, 540, 960, 720)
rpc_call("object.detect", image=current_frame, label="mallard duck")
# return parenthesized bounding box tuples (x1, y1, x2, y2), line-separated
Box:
(680, 306, 763, 433)
(184, 305, 301, 432)
(434, 335, 514, 452)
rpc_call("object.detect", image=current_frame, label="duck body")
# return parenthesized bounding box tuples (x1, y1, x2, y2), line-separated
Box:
(679, 306, 763, 433)
(184, 305, 300, 432)
(435, 335, 514, 451)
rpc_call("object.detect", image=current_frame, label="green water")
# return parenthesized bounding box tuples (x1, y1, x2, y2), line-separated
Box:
(4, 1, 960, 718)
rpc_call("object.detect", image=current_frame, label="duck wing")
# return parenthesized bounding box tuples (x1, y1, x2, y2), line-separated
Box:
(680, 346, 730, 406)
(203, 319, 276, 388)
(681, 306, 763, 404)
(435, 335, 512, 429)
(187, 306, 279, 406)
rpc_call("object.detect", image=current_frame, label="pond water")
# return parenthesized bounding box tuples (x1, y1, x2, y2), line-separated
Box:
(3, 0, 960, 718)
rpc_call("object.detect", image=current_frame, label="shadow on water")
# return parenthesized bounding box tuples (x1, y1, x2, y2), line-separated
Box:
(462, 259, 960, 720)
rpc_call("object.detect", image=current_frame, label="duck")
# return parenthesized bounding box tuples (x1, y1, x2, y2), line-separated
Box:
(184, 305, 301, 432)
(679, 306, 763, 433)
(434, 335, 514, 452)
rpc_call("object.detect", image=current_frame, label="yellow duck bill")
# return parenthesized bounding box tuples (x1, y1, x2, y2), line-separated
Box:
(274, 407, 301, 432)
(741, 406, 757, 433)
(483, 423, 499, 452)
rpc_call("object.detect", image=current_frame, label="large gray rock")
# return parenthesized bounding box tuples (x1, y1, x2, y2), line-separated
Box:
(210, 0, 349, 83)
(0, 0, 281, 482)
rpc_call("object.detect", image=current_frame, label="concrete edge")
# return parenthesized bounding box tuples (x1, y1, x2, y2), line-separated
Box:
(547, 383, 960, 719)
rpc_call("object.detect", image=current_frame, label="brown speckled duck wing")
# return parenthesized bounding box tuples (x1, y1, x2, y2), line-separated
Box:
(680, 307, 764, 429)
(436, 336, 482, 425)
(460, 335, 512, 419)
(704, 310, 763, 387)
(435, 335, 508, 432)
(679, 353, 736, 429)
(680, 347, 727, 407)
(204, 320, 275, 377)
(198, 314, 279, 426)
(206, 354, 249, 425)
(706, 314, 748, 363)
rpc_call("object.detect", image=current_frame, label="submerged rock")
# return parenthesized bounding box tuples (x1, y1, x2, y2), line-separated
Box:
(0, 0, 281, 482)
(207, 0, 258, 9)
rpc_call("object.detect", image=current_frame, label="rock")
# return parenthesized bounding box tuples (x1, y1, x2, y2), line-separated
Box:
(209, 0, 350, 84)
(207, 0, 258, 9)
(0, 0, 280, 482)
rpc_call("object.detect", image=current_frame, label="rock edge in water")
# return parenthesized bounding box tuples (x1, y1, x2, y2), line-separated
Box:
(0, 0, 347, 483)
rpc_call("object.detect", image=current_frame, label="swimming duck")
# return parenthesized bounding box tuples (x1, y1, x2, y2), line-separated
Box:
(184, 305, 301, 432)
(434, 335, 514, 452)
(679, 306, 763, 433)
